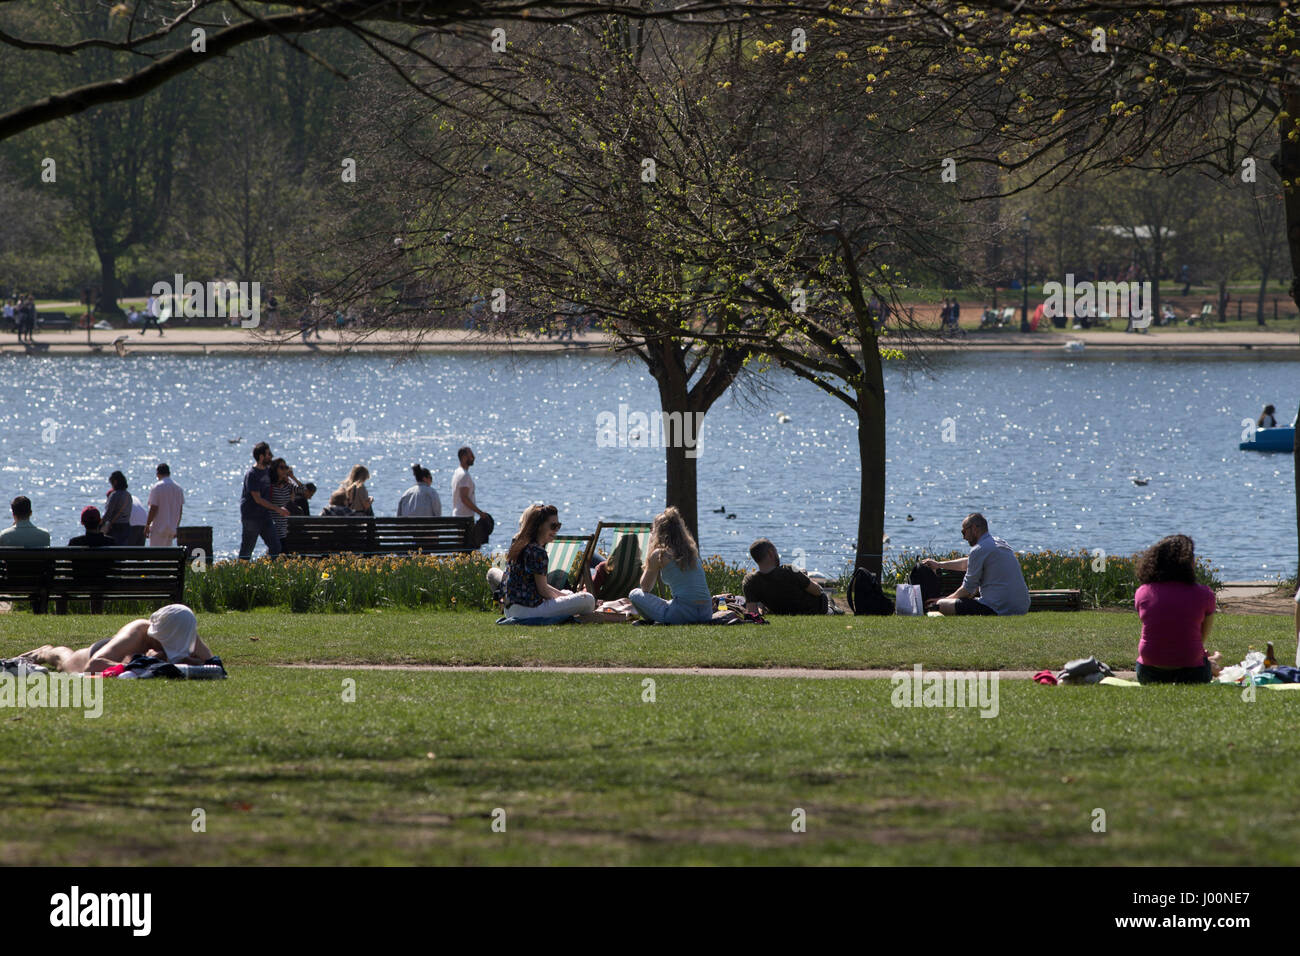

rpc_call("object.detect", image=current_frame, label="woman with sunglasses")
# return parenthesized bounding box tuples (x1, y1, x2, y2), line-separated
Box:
(503, 504, 596, 620)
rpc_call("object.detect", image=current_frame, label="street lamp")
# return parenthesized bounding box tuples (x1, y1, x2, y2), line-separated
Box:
(1021, 213, 1031, 333)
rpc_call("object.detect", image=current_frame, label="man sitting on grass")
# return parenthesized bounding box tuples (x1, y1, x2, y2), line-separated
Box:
(922, 513, 1030, 616)
(17, 604, 213, 674)
(742, 538, 827, 615)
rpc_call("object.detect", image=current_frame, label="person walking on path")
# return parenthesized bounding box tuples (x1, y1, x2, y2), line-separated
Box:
(268, 458, 303, 544)
(238, 442, 288, 560)
(451, 446, 493, 547)
(145, 463, 185, 546)
(19, 295, 36, 344)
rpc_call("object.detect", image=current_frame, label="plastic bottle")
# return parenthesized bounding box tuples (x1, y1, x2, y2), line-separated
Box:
(174, 664, 226, 680)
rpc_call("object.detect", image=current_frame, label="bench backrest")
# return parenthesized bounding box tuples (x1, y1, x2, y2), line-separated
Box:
(282, 516, 474, 555)
(0, 547, 187, 597)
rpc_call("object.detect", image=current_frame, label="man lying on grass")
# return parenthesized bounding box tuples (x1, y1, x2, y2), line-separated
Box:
(17, 604, 213, 674)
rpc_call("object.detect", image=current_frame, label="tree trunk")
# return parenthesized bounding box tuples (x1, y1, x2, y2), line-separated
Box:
(97, 250, 120, 315)
(652, 344, 702, 542)
(854, 344, 888, 576)
(1257, 270, 1270, 325)
(663, 440, 699, 544)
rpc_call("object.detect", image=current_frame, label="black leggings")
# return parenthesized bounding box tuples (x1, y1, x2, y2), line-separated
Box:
(1135, 658, 1212, 685)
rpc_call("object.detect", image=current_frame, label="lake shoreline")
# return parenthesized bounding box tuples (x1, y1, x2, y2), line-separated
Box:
(3, 327, 1300, 357)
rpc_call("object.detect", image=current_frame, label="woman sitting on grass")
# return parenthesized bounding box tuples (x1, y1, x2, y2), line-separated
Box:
(1134, 535, 1222, 684)
(628, 507, 713, 625)
(18, 604, 213, 674)
(503, 504, 596, 620)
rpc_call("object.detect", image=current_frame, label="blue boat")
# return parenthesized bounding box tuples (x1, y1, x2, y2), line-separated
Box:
(1240, 426, 1295, 452)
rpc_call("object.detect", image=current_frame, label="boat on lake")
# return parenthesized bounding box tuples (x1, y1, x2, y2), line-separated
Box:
(1240, 425, 1295, 452)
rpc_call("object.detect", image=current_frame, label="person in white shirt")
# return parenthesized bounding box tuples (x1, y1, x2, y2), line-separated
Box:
(397, 464, 441, 517)
(128, 500, 148, 545)
(145, 463, 185, 546)
(451, 446, 485, 519)
(451, 446, 494, 548)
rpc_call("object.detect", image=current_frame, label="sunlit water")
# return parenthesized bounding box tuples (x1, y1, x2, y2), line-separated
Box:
(0, 349, 1295, 579)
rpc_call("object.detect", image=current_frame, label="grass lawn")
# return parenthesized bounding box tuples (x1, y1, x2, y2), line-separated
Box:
(3, 610, 1297, 865)
(2, 668, 1298, 865)
(1, 609, 1289, 671)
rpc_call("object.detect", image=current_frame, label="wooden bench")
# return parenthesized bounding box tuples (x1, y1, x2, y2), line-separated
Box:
(935, 567, 1081, 611)
(0, 547, 187, 614)
(281, 516, 475, 557)
(38, 311, 73, 330)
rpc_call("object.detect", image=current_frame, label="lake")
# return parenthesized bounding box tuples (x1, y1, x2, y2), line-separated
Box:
(0, 349, 1295, 580)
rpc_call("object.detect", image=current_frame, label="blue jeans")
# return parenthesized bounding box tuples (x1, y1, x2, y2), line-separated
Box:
(628, 588, 712, 624)
(239, 514, 282, 560)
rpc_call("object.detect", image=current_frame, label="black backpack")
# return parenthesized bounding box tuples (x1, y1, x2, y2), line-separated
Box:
(847, 567, 894, 616)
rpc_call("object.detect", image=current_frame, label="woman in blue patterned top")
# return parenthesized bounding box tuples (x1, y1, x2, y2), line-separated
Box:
(628, 507, 713, 624)
(504, 504, 596, 620)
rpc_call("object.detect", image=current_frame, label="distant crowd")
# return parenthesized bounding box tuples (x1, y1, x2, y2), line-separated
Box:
(0, 442, 492, 561)
(235, 442, 490, 560)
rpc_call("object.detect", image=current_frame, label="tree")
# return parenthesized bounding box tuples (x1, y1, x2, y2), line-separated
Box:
(339, 18, 811, 538)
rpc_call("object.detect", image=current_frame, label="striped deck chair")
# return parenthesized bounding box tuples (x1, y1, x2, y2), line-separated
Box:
(578, 520, 656, 600)
(545, 533, 595, 589)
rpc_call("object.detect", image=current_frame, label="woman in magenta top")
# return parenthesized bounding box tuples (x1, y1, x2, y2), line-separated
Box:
(1134, 534, 1220, 684)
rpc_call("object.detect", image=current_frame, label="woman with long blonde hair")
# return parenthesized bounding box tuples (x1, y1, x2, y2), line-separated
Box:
(336, 464, 373, 515)
(503, 503, 596, 620)
(628, 506, 712, 624)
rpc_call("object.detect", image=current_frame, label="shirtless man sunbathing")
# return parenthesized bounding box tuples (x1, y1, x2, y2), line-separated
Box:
(18, 604, 213, 674)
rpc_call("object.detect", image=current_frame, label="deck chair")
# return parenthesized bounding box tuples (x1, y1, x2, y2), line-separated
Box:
(545, 533, 595, 589)
(999, 306, 1016, 326)
(577, 521, 655, 600)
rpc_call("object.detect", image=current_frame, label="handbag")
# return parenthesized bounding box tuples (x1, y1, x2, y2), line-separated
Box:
(895, 582, 924, 616)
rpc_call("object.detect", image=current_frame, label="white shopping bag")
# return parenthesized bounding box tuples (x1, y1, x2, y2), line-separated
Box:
(895, 582, 924, 616)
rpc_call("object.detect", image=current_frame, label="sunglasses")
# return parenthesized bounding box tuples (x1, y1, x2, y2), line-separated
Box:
(549, 521, 562, 531)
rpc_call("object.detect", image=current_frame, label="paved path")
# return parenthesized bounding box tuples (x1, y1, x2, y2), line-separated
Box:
(3, 326, 1299, 356)
(276, 662, 1135, 679)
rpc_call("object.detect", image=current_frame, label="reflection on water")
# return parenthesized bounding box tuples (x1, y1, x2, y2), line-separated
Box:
(0, 349, 1294, 579)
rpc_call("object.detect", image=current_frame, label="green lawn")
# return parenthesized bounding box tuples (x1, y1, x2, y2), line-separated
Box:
(1, 609, 1288, 671)
(2, 668, 1298, 865)
(3, 610, 1297, 865)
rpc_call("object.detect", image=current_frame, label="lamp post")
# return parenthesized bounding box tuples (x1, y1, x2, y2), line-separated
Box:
(1021, 214, 1031, 333)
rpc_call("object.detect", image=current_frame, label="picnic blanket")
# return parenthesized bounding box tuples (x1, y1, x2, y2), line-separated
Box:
(0, 658, 49, 677)
(104, 654, 228, 679)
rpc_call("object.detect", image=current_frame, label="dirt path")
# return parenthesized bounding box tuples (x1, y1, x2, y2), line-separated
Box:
(1218, 583, 1298, 616)
(275, 662, 1133, 679)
